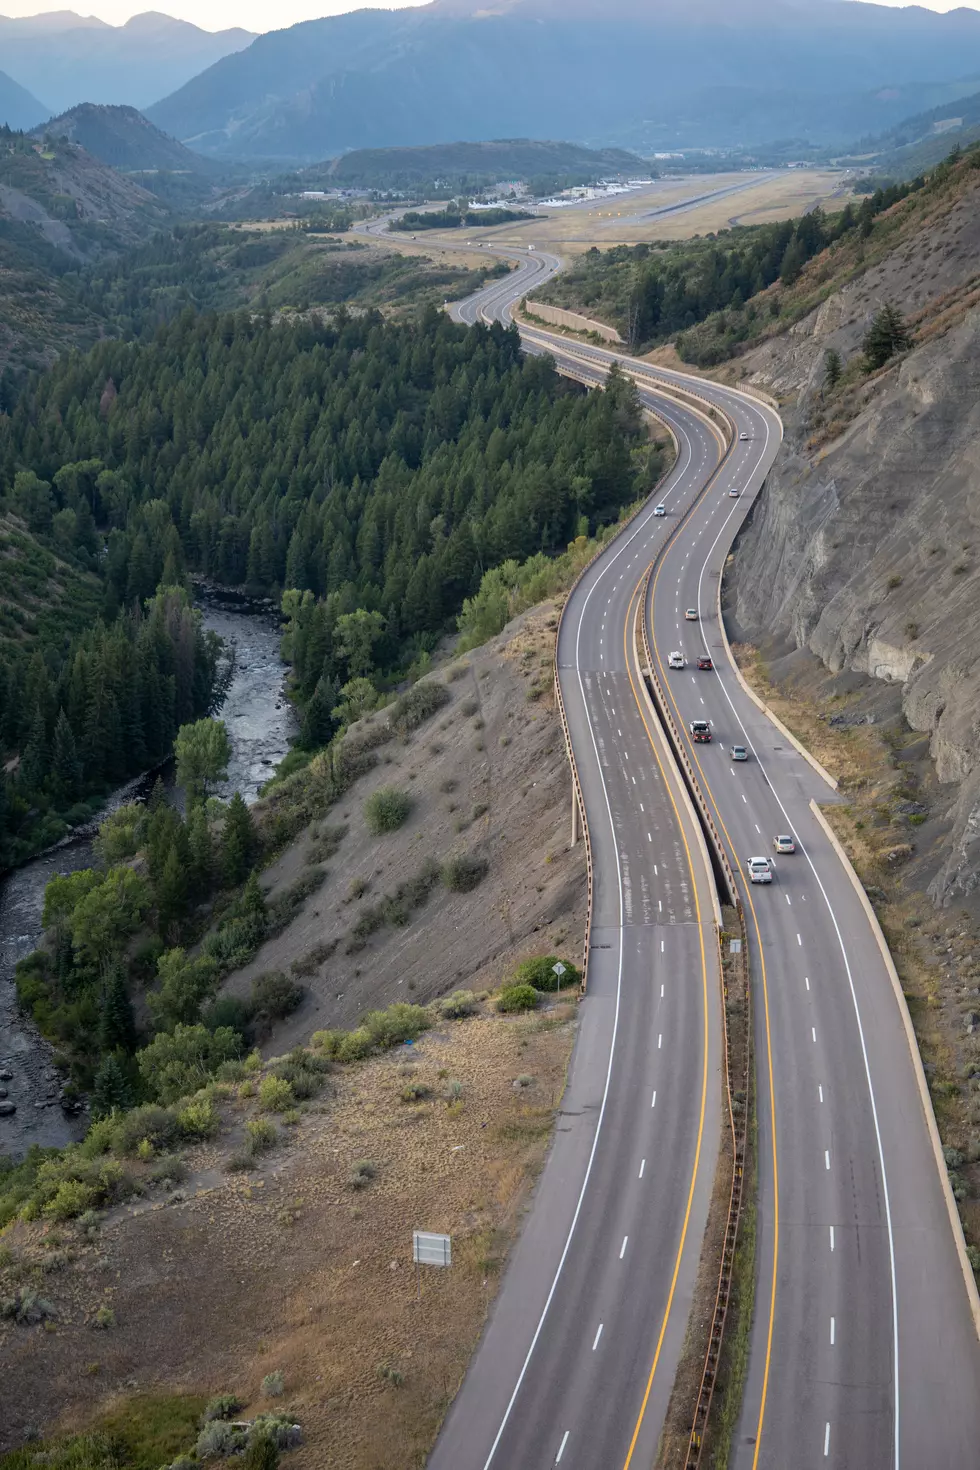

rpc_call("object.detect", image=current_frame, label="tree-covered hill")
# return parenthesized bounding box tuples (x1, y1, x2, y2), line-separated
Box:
(0, 309, 652, 865)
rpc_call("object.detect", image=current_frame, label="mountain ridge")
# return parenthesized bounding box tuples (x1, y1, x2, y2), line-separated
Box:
(0, 68, 49, 130)
(146, 0, 980, 163)
(0, 10, 255, 115)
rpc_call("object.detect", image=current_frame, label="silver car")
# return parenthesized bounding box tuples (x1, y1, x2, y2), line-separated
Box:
(747, 856, 772, 884)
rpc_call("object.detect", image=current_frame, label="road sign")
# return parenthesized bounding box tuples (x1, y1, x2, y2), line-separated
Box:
(552, 962, 566, 990)
(729, 939, 742, 954)
(413, 1231, 451, 1267)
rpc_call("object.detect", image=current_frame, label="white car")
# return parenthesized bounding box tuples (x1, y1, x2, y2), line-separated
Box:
(747, 856, 772, 884)
(728, 488, 741, 497)
(668, 651, 685, 669)
(654, 503, 666, 516)
(739, 431, 749, 441)
(685, 608, 698, 621)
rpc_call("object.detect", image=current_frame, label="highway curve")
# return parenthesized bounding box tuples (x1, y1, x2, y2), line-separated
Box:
(433, 251, 980, 1467)
(429, 338, 733, 1470)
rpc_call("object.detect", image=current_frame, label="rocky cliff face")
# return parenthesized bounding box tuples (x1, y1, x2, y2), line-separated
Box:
(730, 175, 980, 906)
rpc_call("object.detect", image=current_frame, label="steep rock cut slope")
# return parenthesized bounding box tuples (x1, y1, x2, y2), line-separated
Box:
(730, 165, 980, 907)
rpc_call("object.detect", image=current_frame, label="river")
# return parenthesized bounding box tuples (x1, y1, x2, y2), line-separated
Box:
(0, 593, 295, 1159)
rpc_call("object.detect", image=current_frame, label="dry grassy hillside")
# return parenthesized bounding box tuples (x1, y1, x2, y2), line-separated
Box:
(0, 602, 586, 1468)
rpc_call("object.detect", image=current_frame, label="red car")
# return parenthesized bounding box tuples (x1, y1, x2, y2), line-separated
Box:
(696, 655, 713, 671)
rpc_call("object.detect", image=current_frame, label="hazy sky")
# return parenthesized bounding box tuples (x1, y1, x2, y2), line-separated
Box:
(0, 0, 976, 35)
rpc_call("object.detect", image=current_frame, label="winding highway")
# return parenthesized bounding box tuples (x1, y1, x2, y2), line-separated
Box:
(428, 242, 980, 1468)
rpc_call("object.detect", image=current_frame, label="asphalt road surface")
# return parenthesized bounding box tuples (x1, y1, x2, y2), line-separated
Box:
(429, 249, 980, 1469)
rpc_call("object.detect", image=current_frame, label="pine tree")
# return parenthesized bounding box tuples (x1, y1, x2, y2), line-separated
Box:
(157, 843, 189, 940)
(823, 348, 843, 391)
(300, 675, 339, 750)
(51, 709, 82, 804)
(92, 1053, 133, 1118)
(187, 802, 214, 894)
(223, 792, 256, 885)
(239, 869, 267, 923)
(19, 707, 48, 792)
(863, 304, 912, 371)
(100, 963, 137, 1054)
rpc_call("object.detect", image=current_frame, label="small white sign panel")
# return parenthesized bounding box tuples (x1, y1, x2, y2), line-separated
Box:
(413, 1230, 452, 1267)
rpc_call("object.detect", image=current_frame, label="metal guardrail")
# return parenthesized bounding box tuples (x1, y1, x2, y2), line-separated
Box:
(686, 901, 751, 1467)
(637, 565, 738, 909)
(633, 487, 756, 1469)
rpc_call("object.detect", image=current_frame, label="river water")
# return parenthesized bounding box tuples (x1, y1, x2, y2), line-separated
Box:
(0, 593, 295, 1158)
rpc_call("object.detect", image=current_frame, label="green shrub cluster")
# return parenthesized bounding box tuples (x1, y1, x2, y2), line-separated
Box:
(387, 680, 451, 734)
(312, 1001, 432, 1063)
(363, 786, 413, 835)
(511, 954, 580, 993)
(497, 983, 539, 1014)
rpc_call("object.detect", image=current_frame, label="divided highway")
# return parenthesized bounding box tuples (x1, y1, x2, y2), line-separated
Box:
(431, 248, 980, 1467)
(430, 352, 731, 1470)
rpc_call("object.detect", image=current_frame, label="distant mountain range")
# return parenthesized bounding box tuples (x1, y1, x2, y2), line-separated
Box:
(0, 10, 254, 115)
(0, 68, 48, 130)
(145, 0, 980, 163)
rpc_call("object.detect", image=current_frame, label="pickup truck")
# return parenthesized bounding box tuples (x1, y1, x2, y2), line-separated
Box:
(689, 719, 711, 743)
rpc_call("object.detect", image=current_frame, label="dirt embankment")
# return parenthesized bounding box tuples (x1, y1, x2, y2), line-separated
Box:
(0, 604, 586, 1465)
(223, 601, 585, 1039)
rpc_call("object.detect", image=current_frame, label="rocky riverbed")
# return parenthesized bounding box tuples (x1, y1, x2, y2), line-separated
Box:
(0, 593, 295, 1159)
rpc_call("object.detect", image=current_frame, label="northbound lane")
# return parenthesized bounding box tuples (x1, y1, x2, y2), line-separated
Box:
(435, 241, 980, 1468)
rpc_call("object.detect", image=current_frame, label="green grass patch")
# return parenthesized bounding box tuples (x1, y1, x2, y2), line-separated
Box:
(0, 1393, 207, 1470)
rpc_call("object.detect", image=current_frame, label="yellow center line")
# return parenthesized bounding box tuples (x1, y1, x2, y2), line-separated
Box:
(618, 572, 711, 1470)
(646, 542, 779, 1470)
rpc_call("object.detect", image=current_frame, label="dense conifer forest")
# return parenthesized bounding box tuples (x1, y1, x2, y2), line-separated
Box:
(0, 308, 651, 867)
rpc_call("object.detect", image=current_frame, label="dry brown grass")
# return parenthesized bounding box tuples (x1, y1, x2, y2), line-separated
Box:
(0, 1006, 577, 1466)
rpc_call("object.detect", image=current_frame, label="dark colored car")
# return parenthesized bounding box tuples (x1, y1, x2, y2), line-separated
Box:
(697, 655, 713, 671)
(690, 719, 712, 743)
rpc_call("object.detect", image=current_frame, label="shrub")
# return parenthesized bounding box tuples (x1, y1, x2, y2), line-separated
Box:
(349, 1159, 377, 1190)
(111, 1104, 182, 1156)
(512, 954, 580, 993)
(204, 996, 253, 1038)
(203, 1395, 243, 1424)
(438, 990, 479, 1019)
(335, 1027, 374, 1062)
(250, 971, 305, 1023)
(261, 1370, 285, 1398)
(196, 1419, 243, 1459)
(259, 1076, 294, 1112)
(446, 662, 469, 682)
(269, 1052, 327, 1099)
(460, 698, 479, 717)
(1, 1287, 56, 1324)
(92, 1304, 115, 1329)
(362, 1003, 431, 1049)
(45, 1178, 98, 1221)
(364, 787, 413, 835)
(497, 983, 539, 1013)
(175, 1094, 220, 1140)
(401, 1082, 431, 1102)
(246, 1118, 278, 1154)
(290, 940, 337, 976)
(388, 681, 451, 734)
(441, 853, 489, 893)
